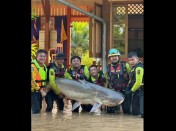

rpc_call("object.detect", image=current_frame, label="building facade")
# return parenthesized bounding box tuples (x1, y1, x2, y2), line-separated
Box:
(32, 0, 143, 69)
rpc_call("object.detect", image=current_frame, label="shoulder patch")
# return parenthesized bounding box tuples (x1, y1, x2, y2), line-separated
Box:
(51, 71, 54, 75)
(137, 70, 140, 75)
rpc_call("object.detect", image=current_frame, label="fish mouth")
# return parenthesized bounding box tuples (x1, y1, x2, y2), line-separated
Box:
(118, 99, 124, 105)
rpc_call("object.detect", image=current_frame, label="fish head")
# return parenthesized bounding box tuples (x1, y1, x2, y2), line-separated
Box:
(113, 92, 125, 105)
(103, 91, 125, 106)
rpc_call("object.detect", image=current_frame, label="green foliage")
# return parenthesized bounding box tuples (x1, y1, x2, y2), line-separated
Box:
(70, 22, 94, 67)
(31, 43, 38, 61)
(31, 10, 39, 61)
(113, 14, 126, 55)
(71, 22, 89, 57)
(31, 9, 38, 20)
(81, 51, 94, 68)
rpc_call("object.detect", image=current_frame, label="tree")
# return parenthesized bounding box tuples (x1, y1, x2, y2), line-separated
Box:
(81, 51, 95, 68)
(31, 9, 38, 20)
(71, 22, 89, 57)
(31, 9, 39, 61)
(31, 43, 38, 61)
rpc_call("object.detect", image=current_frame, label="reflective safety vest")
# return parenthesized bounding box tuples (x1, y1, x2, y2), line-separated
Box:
(68, 65, 85, 80)
(46, 62, 66, 81)
(88, 71, 106, 86)
(129, 61, 144, 89)
(107, 61, 129, 92)
(32, 59, 47, 90)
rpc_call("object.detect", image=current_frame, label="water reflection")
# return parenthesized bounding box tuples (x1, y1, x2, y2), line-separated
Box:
(32, 100, 143, 131)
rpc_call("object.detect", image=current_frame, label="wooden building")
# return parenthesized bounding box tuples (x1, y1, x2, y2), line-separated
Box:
(31, 0, 144, 70)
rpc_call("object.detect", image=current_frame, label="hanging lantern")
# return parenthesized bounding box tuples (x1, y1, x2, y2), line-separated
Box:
(39, 30, 45, 49)
(39, 30, 57, 50)
(50, 30, 57, 49)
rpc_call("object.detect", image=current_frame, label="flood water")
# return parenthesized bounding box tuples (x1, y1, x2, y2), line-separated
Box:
(32, 100, 143, 131)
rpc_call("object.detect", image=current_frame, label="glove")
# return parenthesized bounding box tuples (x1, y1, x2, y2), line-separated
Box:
(72, 71, 76, 76)
(125, 90, 133, 95)
(78, 74, 85, 80)
(125, 85, 131, 91)
(72, 72, 84, 79)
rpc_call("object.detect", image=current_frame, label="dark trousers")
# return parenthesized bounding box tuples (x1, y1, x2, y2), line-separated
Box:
(107, 106, 120, 113)
(82, 104, 93, 112)
(45, 90, 64, 112)
(72, 100, 92, 112)
(139, 89, 144, 118)
(122, 93, 132, 114)
(131, 90, 140, 115)
(31, 91, 42, 114)
(131, 89, 144, 117)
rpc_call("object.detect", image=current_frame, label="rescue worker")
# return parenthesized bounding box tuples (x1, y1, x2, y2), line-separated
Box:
(125, 51, 144, 118)
(68, 56, 90, 112)
(88, 65, 107, 114)
(45, 52, 72, 112)
(106, 48, 131, 114)
(88, 64, 107, 87)
(31, 49, 48, 114)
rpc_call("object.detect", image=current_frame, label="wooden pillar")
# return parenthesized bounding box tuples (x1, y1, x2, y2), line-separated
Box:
(41, 0, 50, 65)
(45, 22, 50, 64)
(102, 0, 110, 65)
(66, 7, 71, 68)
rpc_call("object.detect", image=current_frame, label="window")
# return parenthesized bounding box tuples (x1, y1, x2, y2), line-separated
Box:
(112, 3, 144, 57)
(112, 5, 126, 56)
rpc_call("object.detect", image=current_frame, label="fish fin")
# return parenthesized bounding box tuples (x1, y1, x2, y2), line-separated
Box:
(72, 101, 81, 111)
(78, 79, 88, 84)
(89, 103, 102, 113)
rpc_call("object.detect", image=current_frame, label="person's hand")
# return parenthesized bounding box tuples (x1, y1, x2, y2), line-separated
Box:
(44, 84, 51, 93)
(78, 74, 85, 80)
(125, 85, 131, 91)
(40, 90, 47, 98)
(64, 96, 70, 100)
(125, 90, 133, 95)
(72, 71, 76, 77)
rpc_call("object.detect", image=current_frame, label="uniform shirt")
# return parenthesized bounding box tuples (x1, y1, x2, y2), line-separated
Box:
(130, 62, 144, 92)
(89, 71, 108, 87)
(106, 61, 131, 91)
(69, 65, 90, 80)
(49, 62, 72, 95)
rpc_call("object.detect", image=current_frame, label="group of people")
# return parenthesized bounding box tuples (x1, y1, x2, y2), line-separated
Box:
(31, 48, 144, 118)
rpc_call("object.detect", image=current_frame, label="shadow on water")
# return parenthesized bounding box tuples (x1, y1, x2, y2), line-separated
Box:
(32, 99, 143, 131)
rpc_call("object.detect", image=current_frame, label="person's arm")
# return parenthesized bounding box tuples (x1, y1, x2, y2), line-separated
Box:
(83, 66, 90, 80)
(125, 62, 131, 74)
(31, 64, 40, 91)
(131, 67, 144, 92)
(103, 72, 108, 88)
(49, 68, 60, 95)
(64, 69, 73, 80)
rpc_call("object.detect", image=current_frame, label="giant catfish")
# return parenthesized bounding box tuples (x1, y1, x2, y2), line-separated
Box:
(55, 78, 125, 113)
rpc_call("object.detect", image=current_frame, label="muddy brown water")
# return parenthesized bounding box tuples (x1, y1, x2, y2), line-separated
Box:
(32, 100, 143, 131)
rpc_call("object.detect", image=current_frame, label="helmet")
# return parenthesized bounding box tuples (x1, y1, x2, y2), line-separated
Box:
(55, 53, 67, 60)
(108, 48, 121, 57)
